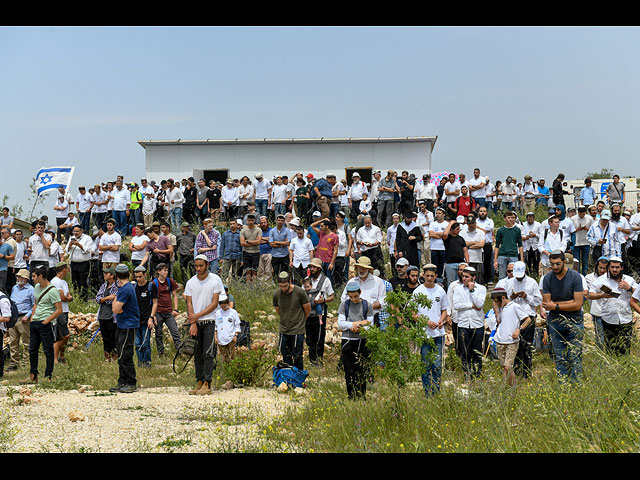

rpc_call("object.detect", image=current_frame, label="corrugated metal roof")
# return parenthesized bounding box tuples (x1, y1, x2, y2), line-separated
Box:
(138, 136, 438, 152)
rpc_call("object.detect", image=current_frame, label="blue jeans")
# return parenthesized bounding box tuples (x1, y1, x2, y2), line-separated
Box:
(274, 203, 286, 217)
(475, 197, 486, 208)
(170, 207, 183, 231)
(421, 335, 444, 396)
(255, 199, 268, 218)
(444, 262, 460, 290)
(592, 315, 605, 350)
(497, 255, 519, 280)
(207, 259, 220, 274)
(112, 210, 127, 237)
(135, 324, 152, 366)
(78, 211, 91, 232)
(547, 313, 584, 383)
(322, 261, 334, 286)
(501, 201, 513, 211)
(573, 245, 590, 276)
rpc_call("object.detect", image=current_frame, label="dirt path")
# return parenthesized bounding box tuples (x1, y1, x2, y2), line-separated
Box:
(1, 385, 296, 453)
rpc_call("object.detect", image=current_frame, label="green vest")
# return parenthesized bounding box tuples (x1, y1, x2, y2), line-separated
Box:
(130, 190, 142, 210)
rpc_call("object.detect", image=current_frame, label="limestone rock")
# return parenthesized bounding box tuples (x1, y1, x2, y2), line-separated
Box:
(68, 411, 85, 422)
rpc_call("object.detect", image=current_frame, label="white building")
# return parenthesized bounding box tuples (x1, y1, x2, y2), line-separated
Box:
(138, 136, 437, 186)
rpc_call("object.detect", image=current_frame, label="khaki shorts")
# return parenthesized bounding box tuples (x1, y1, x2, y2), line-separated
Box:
(497, 341, 519, 369)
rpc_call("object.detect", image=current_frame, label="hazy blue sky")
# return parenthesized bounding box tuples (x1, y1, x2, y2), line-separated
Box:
(2, 26, 639, 216)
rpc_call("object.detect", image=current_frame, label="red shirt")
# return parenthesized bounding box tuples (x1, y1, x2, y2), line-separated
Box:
(456, 196, 476, 217)
(151, 277, 177, 313)
(316, 231, 338, 263)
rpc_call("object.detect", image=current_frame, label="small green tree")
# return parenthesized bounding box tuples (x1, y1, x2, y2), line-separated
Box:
(362, 289, 433, 389)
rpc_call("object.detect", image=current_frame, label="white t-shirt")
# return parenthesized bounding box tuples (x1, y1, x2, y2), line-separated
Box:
(50, 276, 70, 313)
(92, 191, 109, 213)
(254, 179, 272, 201)
(111, 187, 131, 211)
(476, 217, 495, 244)
(413, 283, 448, 338)
(130, 234, 150, 262)
(494, 302, 530, 344)
(29, 233, 52, 262)
(461, 228, 484, 264)
(592, 274, 637, 325)
(444, 181, 460, 203)
(272, 184, 289, 205)
(76, 193, 93, 213)
(99, 231, 122, 264)
(215, 307, 242, 345)
(468, 176, 486, 199)
(184, 272, 225, 322)
(48, 241, 61, 267)
(55, 200, 69, 218)
(0, 296, 11, 333)
(428, 220, 449, 251)
(289, 236, 315, 268)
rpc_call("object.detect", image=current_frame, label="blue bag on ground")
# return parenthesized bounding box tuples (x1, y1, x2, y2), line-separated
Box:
(272, 363, 309, 388)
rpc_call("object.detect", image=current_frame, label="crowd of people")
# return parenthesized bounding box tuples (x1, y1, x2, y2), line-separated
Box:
(1, 167, 639, 398)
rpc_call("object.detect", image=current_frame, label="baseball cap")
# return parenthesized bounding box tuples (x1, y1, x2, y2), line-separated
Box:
(513, 261, 527, 277)
(396, 257, 409, 267)
(456, 215, 465, 223)
(180, 221, 190, 227)
(255, 173, 263, 179)
(601, 210, 612, 220)
(312, 211, 321, 217)
(352, 172, 360, 178)
(306, 173, 314, 178)
(289, 218, 300, 227)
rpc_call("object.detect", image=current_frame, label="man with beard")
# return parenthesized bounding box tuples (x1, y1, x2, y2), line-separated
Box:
(386, 213, 401, 272)
(355, 215, 385, 279)
(340, 256, 386, 329)
(609, 203, 632, 267)
(585, 256, 610, 350)
(474, 206, 495, 285)
(304, 258, 335, 366)
(461, 214, 485, 282)
(590, 257, 636, 356)
(64, 225, 94, 301)
(521, 212, 542, 277)
(402, 266, 421, 294)
(389, 257, 409, 292)
(394, 211, 423, 269)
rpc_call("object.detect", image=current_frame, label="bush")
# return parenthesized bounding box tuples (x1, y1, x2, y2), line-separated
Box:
(220, 344, 277, 387)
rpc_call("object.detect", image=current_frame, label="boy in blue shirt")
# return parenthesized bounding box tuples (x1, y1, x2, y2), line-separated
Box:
(580, 178, 597, 207)
(111, 264, 140, 393)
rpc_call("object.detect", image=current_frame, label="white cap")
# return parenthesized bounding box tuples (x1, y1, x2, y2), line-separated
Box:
(289, 218, 300, 226)
(396, 258, 409, 267)
(236, 218, 243, 225)
(609, 256, 623, 263)
(513, 261, 527, 277)
(255, 172, 263, 179)
(601, 210, 612, 220)
(352, 172, 360, 178)
(456, 215, 465, 223)
(312, 211, 321, 217)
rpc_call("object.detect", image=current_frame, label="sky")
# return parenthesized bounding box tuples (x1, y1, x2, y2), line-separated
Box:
(2, 26, 640, 217)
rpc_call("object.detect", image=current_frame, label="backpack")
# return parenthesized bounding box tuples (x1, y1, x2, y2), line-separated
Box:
(149, 277, 173, 298)
(543, 228, 563, 242)
(272, 361, 309, 389)
(0, 293, 20, 329)
(344, 298, 369, 321)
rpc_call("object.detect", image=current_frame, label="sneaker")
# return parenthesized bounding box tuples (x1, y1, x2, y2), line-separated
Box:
(109, 384, 124, 393)
(119, 385, 137, 393)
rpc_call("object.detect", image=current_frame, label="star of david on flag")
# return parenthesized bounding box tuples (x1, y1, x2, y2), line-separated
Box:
(35, 166, 75, 196)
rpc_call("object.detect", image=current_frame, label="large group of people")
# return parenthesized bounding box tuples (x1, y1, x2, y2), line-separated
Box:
(1, 167, 639, 399)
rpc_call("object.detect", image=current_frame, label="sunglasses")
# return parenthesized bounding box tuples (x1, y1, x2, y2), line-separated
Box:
(506, 270, 513, 273)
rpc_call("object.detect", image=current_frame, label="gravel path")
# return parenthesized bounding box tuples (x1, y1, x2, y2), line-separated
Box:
(1, 385, 296, 453)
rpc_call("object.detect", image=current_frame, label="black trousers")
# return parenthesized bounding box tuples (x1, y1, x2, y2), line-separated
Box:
(341, 338, 370, 399)
(29, 321, 55, 378)
(71, 261, 91, 301)
(602, 321, 633, 356)
(194, 321, 217, 383)
(0, 330, 5, 377)
(305, 315, 326, 365)
(334, 256, 347, 289)
(482, 243, 494, 283)
(117, 327, 137, 386)
(360, 247, 386, 279)
(271, 255, 289, 279)
(279, 333, 304, 370)
(514, 322, 535, 378)
(524, 247, 540, 278)
(458, 326, 484, 379)
(99, 316, 118, 354)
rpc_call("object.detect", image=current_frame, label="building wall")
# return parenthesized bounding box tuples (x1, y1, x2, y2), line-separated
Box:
(143, 140, 433, 183)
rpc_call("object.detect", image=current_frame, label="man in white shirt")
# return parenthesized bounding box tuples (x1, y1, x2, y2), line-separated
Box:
(27, 220, 52, 279)
(414, 263, 448, 396)
(355, 215, 385, 278)
(590, 257, 636, 355)
(340, 256, 386, 328)
(348, 172, 368, 222)
(53, 194, 69, 244)
(461, 214, 485, 281)
(428, 207, 449, 282)
(253, 173, 272, 219)
(444, 173, 460, 215)
(111, 180, 131, 237)
(65, 225, 94, 301)
(417, 200, 434, 266)
(98, 218, 122, 269)
(521, 176, 537, 213)
(91, 184, 109, 233)
(237, 176, 254, 218)
(571, 206, 594, 276)
(506, 261, 541, 378)
(538, 216, 568, 275)
(415, 174, 438, 213)
(474, 206, 495, 284)
(500, 177, 517, 211)
(521, 212, 542, 277)
(75, 186, 93, 234)
(289, 224, 315, 282)
(221, 178, 240, 222)
(585, 256, 610, 350)
(451, 266, 487, 381)
(468, 168, 487, 208)
(165, 178, 185, 232)
(271, 176, 289, 218)
(386, 213, 401, 272)
(50, 262, 73, 364)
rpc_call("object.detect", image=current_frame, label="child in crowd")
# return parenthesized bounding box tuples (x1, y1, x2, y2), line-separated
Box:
(214, 297, 241, 364)
(303, 276, 324, 318)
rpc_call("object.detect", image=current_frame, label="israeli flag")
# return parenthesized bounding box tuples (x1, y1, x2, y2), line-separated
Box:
(35, 166, 75, 197)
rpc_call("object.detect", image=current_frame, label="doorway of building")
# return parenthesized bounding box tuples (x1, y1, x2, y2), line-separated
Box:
(345, 167, 373, 187)
(203, 169, 229, 185)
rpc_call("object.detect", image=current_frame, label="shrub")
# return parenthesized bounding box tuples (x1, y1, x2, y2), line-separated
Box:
(220, 343, 278, 387)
